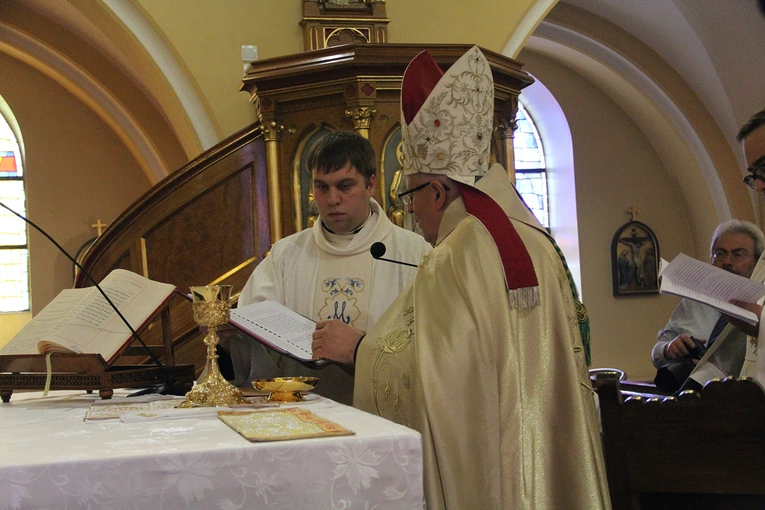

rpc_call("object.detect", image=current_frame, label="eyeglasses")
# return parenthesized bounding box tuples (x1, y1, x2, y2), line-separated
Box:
(397, 181, 431, 206)
(743, 162, 765, 189)
(743, 173, 765, 189)
(712, 249, 752, 263)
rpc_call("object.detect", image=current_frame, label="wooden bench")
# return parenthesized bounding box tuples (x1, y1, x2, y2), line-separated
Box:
(594, 372, 765, 509)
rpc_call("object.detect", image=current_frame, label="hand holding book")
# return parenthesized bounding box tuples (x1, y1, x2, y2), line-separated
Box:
(228, 300, 330, 368)
(726, 299, 763, 337)
(660, 253, 765, 325)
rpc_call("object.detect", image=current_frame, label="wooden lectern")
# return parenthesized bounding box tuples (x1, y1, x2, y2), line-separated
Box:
(0, 299, 195, 402)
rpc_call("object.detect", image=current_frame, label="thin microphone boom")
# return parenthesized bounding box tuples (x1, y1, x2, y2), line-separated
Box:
(370, 241, 419, 268)
(0, 201, 180, 394)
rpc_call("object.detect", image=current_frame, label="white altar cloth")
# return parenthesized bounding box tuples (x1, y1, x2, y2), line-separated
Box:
(0, 391, 423, 509)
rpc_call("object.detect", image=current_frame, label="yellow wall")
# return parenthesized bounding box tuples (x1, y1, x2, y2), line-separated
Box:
(135, 0, 544, 142)
(0, 312, 31, 349)
(517, 51, 692, 379)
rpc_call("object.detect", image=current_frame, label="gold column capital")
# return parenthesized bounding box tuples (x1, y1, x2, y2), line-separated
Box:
(345, 106, 377, 134)
(262, 120, 284, 140)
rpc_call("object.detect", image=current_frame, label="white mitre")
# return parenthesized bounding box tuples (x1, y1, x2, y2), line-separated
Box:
(400, 45, 494, 186)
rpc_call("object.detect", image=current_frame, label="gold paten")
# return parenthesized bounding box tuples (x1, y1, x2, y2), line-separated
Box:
(178, 285, 246, 408)
(252, 376, 319, 402)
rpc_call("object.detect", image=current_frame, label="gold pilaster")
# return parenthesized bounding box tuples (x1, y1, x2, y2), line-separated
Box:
(263, 120, 284, 241)
(496, 97, 519, 185)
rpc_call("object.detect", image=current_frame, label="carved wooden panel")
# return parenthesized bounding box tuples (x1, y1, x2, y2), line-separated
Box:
(75, 124, 270, 375)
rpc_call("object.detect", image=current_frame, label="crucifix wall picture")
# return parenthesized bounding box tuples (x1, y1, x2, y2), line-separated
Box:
(611, 206, 660, 296)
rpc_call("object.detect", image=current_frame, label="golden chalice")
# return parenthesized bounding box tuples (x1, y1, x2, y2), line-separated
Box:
(178, 285, 246, 408)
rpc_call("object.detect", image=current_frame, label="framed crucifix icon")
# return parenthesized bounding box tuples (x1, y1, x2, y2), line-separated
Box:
(611, 207, 660, 296)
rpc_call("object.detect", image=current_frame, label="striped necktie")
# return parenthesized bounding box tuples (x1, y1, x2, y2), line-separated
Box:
(707, 315, 729, 348)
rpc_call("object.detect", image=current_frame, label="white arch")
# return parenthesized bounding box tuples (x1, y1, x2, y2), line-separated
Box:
(518, 75, 582, 296)
(524, 25, 733, 257)
(0, 24, 167, 183)
(531, 22, 732, 222)
(103, 0, 218, 151)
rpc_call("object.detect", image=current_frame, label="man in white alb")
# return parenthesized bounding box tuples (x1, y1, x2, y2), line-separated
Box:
(229, 130, 431, 404)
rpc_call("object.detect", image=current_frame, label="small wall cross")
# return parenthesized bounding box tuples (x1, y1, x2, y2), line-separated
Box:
(91, 219, 108, 236)
(626, 206, 639, 222)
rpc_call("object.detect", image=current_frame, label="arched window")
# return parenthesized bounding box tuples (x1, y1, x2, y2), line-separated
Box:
(514, 102, 549, 228)
(0, 112, 28, 312)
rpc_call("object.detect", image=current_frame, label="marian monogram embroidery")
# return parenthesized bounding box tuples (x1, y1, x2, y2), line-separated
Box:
(317, 278, 364, 325)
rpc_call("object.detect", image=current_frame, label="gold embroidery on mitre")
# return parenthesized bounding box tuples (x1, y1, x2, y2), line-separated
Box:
(401, 46, 493, 181)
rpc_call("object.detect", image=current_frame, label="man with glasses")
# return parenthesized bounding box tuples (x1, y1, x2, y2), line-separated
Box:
(311, 47, 609, 509)
(652, 220, 763, 392)
(229, 130, 431, 404)
(699, 107, 765, 388)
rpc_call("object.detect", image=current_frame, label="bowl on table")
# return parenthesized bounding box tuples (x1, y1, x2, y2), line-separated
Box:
(252, 377, 319, 402)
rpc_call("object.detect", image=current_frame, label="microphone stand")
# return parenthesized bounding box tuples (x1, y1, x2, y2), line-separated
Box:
(0, 201, 187, 396)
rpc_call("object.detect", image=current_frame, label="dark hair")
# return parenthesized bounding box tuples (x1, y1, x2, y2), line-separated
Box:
(737, 107, 765, 142)
(306, 130, 377, 183)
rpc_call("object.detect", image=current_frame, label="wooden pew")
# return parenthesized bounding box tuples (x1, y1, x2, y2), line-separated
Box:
(594, 372, 765, 509)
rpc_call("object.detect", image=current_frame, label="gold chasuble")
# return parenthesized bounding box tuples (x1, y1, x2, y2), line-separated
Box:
(354, 167, 610, 509)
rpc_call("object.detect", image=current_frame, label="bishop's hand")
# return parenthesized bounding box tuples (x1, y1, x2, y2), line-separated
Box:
(311, 319, 364, 366)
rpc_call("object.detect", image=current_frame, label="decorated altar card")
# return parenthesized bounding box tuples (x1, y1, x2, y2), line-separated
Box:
(218, 407, 354, 442)
(84, 399, 182, 421)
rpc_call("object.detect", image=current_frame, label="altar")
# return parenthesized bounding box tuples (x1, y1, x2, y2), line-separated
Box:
(0, 391, 423, 509)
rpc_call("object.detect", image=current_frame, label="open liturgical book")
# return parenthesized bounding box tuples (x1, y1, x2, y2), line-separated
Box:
(229, 300, 328, 368)
(0, 269, 176, 364)
(659, 253, 765, 325)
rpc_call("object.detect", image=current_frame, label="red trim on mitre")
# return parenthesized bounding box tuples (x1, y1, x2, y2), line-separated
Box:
(401, 51, 444, 125)
(455, 182, 539, 291)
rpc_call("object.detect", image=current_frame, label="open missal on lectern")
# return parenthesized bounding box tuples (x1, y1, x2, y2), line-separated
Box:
(0, 269, 176, 364)
(228, 300, 328, 368)
(660, 253, 765, 325)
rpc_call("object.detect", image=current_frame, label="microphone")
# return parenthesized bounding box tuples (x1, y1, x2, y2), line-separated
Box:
(0, 201, 187, 396)
(370, 242, 419, 268)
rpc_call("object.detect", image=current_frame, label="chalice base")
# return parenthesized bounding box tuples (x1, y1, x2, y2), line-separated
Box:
(178, 347, 246, 408)
(177, 369, 246, 408)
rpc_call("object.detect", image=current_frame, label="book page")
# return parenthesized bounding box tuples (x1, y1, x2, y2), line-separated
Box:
(660, 253, 765, 324)
(0, 289, 90, 355)
(0, 269, 176, 363)
(229, 300, 318, 363)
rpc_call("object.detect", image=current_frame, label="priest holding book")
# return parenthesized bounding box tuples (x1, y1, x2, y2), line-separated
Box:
(228, 130, 431, 405)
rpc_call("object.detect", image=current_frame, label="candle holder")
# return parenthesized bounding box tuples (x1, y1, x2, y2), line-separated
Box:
(178, 285, 246, 408)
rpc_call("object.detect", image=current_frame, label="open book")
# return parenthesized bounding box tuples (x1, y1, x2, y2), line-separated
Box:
(0, 269, 177, 364)
(229, 300, 328, 368)
(660, 253, 765, 325)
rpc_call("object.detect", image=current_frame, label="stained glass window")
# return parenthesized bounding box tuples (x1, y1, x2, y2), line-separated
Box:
(0, 113, 28, 312)
(514, 103, 549, 228)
